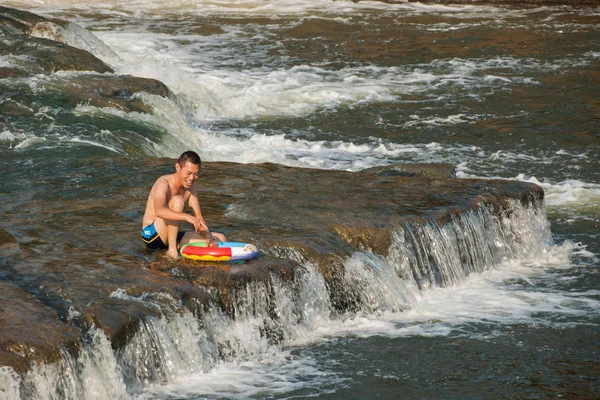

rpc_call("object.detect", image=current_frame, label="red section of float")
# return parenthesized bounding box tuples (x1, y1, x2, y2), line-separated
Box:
(179, 242, 259, 262)
(182, 246, 232, 258)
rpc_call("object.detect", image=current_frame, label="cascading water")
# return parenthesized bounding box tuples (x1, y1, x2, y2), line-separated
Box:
(29, 20, 119, 64)
(2, 2, 597, 398)
(387, 201, 553, 290)
(14, 329, 129, 400)
(5, 200, 556, 399)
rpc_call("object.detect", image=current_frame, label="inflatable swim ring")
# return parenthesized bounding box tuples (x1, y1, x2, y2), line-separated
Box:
(180, 241, 258, 262)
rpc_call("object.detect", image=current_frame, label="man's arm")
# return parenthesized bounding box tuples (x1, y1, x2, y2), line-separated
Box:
(153, 179, 204, 231)
(186, 183, 211, 235)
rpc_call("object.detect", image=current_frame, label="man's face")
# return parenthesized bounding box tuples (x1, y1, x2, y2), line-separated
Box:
(177, 161, 200, 188)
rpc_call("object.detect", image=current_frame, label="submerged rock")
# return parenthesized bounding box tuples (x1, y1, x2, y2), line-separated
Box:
(0, 35, 113, 76)
(0, 6, 49, 35)
(0, 6, 182, 152)
(0, 5, 117, 62)
(0, 6, 114, 75)
(0, 229, 17, 251)
(363, 163, 457, 179)
(0, 74, 176, 119)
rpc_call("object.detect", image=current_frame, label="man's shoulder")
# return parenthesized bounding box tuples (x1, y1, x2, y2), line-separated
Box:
(156, 173, 175, 183)
(152, 173, 174, 190)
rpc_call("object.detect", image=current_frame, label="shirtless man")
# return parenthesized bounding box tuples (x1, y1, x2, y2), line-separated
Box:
(141, 151, 226, 259)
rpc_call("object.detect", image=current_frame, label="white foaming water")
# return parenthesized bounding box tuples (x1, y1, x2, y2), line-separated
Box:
(0, 367, 20, 400)
(388, 209, 591, 330)
(95, 28, 403, 121)
(89, 26, 595, 169)
(518, 176, 600, 209)
(295, 204, 595, 344)
(0, 129, 28, 146)
(312, 245, 593, 341)
(15, 329, 129, 400)
(4, 2, 596, 175)
(457, 160, 600, 214)
(391, 254, 598, 340)
(96, 25, 572, 124)
(187, 129, 429, 170)
(4, 202, 593, 399)
(136, 353, 342, 400)
(5, 0, 506, 18)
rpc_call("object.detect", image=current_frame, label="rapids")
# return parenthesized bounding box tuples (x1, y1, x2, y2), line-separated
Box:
(0, 1, 599, 399)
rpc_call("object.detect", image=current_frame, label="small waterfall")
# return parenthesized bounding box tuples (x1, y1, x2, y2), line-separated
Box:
(69, 92, 200, 158)
(115, 299, 215, 389)
(4, 201, 554, 399)
(29, 21, 119, 66)
(343, 252, 416, 313)
(114, 264, 332, 395)
(388, 202, 552, 290)
(16, 329, 129, 400)
(0, 367, 21, 400)
(340, 201, 552, 313)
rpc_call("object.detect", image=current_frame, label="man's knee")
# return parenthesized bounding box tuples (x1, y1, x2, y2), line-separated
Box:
(213, 232, 227, 242)
(169, 195, 185, 212)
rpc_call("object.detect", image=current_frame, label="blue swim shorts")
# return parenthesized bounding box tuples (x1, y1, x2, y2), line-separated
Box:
(141, 222, 185, 250)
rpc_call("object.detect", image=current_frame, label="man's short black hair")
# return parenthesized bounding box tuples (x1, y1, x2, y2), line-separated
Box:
(177, 151, 201, 166)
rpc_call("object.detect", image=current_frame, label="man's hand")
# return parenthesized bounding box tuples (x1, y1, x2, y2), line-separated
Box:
(186, 215, 208, 232)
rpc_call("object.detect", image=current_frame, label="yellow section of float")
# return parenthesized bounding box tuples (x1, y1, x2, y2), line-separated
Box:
(183, 254, 232, 262)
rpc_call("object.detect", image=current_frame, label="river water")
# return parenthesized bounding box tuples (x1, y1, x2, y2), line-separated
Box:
(1, 1, 599, 399)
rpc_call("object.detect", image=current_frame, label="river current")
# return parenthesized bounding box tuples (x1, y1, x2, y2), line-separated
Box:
(1, 1, 599, 399)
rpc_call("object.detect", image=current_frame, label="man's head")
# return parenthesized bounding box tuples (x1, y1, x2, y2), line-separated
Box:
(175, 151, 201, 188)
(177, 150, 201, 167)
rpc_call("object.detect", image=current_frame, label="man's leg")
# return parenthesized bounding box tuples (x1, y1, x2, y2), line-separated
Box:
(179, 231, 228, 246)
(153, 195, 185, 259)
(165, 195, 185, 259)
(211, 232, 227, 242)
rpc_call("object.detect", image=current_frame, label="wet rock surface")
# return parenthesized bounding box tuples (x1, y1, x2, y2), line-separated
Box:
(0, 281, 81, 375)
(0, 6, 113, 75)
(363, 163, 457, 179)
(0, 6, 53, 35)
(0, 6, 175, 127)
(0, 35, 113, 75)
(0, 155, 544, 374)
(160, 255, 302, 316)
(0, 74, 176, 121)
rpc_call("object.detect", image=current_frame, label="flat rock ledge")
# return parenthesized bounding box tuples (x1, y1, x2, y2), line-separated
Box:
(0, 160, 545, 376)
